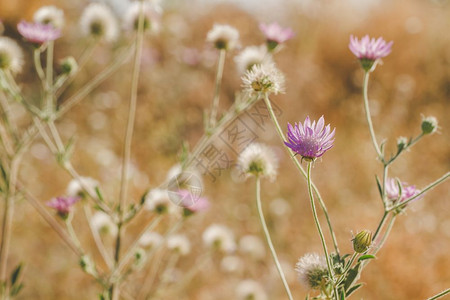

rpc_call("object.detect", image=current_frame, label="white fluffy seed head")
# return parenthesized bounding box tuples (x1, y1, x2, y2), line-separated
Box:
(202, 224, 236, 253)
(238, 143, 278, 181)
(66, 176, 99, 198)
(138, 231, 163, 249)
(166, 234, 191, 256)
(242, 63, 285, 96)
(80, 3, 119, 42)
(123, 1, 161, 33)
(206, 24, 240, 51)
(34, 5, 65, 29)
(236, 279, 268, 300)
(91, 211, 117, 236)
(0, 37, 24, 74)
(295, 253, 328, 289)
(234, 45, 272, 74)
(239, 235, 266, 260)
(144, 188, 174, 214)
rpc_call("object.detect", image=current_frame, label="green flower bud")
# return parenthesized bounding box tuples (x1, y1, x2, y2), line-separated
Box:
(396, 136, 408, 153)
(60, 56, 78, 75)
(352, 230, 372, 253)
(421, 116, 438, 135)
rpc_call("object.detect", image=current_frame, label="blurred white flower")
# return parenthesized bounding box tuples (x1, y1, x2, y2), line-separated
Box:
(138, 231, 163, 250)
(66, 176, 99, 198)
(144, 188, 177, 214)
(239, 235, 266, 260)
(203, 224, 236, 253)
(123, 1, 161, 33)
(235, 45, 272, 74)
(91, 211, 117, 236)
(0, 37, 24, 74)
(295, 252, 328, 289)
(33, 5, 65, 29)
(236, 279, 268, 300)
(80, 3, 119, 42)
(167, 234, 191, 256)
(206, 24, 240, 51)
(238, 143, 278, 181)
(220, 255, 243, 274)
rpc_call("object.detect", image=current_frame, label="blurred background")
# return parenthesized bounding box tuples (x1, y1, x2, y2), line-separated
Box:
(0, 0, 449, 299)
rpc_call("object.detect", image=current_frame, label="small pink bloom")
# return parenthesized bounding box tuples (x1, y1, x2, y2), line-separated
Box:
(349, 35, 393, 61)
(259, 22, 295, 45)
(177, 189, 210, 214)
(17, 20, 61, 44)
(47, 196, 80, 217)
(385, 178, 421, 204)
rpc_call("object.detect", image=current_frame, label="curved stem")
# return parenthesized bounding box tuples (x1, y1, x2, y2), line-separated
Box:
(209, 49, 226, 128)
(427, 288, 450, 300)
(307, 163, 337, 298)
(263, 94, 340, 255)
(362, 72, 383, 160)
(255, 177, 293, 300)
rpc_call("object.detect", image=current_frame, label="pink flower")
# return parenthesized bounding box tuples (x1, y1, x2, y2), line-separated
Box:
(259, 22, 294, 51)
(285, 116, 335, 161)
(17, 21, 61, 44)
(47, 196, 80, 218)
(177, 189, 210, 216)
(349, 35, 393, 71)
(385, 178, 421, 205)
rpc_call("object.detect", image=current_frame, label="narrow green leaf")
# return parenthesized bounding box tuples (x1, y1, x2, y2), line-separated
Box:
(358, 254, 376, 262)
(346, 283, 363, 296)
(95, 187, 104, 202)
(140, 189, 149, 205)
(344, 263, 361, 291)
(375, 175, 383, 198)
(10, 283, 24, 297)
(10, 263, 22, 286)
(395, 178, 403, 203)
(0, 163, 8, 189)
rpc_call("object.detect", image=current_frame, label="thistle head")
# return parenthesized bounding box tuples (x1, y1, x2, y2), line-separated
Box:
(349, 35, 393, 72)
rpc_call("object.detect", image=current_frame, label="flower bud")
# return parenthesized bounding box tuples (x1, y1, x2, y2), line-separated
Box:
(60, 56, 78, 75)
(396, 136, 408, 153)
(421, 116, 438, 135)
(352, 230, 372, 253)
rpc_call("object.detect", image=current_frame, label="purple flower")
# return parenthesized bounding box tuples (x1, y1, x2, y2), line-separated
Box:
(259, 22, 294, 51)
(349, 35, 393, 71)
(17, 21, 61, 44)
(47, 196, 80, 218)
(176, 189, 210, 216)
(385, 177, 421, 205)
(284, 116, 335, 161)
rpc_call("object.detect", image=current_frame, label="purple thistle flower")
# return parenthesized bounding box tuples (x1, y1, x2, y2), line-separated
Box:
(47, 196, 80, 218)
(349, 35, 393, 71)
(176, 189, 210, 216)
(259, 22, 294, 51)
(385, 177, 421, 205)
(284, 116, 335, 161)
(17, 20, 61, 44)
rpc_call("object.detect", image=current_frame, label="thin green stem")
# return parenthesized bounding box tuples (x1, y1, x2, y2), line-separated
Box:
(381, 164, 388, 208)
(307, 163, 337, 299)
(65, 216, 83, 253)
(372, 215, 396, 255)
(255, 177, 293, 300)
(362, 72, 383, 160)
(84, 205, 113, 269)
(427, 288, 450, 300)
(388, 172, 449, 211)
(33, 48, 45, 83)
(209, 49, 226, 128)
(372, 211, 389, 242)
(45, 41, 55, 113)
(263, 94, 340, 255)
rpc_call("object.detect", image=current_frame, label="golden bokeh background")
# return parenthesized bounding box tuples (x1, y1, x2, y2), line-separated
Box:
(0, 0, 449, 299)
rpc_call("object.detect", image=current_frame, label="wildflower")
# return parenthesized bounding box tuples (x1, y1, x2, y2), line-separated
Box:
(238, 143, 278, 181)
(220, 255, 243, 274)
(285, 115, 335, 162)
(206, 24, 240, 51)
(385, 177, 421, 208)
(352, 230, 372, 253)
(241, 63, 285, 96)
(144, 188, 176, 215)
(91, 211, 117, 236)
(167, 234, 191, 256)
(175, 189, 210, 217)
(59, 56, 78, 75)
(0, 37, 24, 74)
(295, 253, 328, 289)
(259, 22, 295, 51)
(421, 116, 438, 135)
(133, 247, 147, 268)
(349, 35, 393, 72)
(46, 196, 80, 219)
(239, 235, 266, 260)
(138, 231, 163, 250)
(396, 136, 408, 153)
(236, 279, 268, 300)
(123, 1, 161, 33)
(17, 21, 61, 44)
(33, 5, 65, 29)
(66, 176, 99, 198)
(234, 45, 272, 74)
(203, 224, 236, 253)
(80, 3, 119, 42)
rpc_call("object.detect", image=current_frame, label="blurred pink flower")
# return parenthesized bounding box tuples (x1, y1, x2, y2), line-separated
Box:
(47, 196, 79, 218)
(259, 22, 295, 44)
(17, 20, 61, 44)
(285, 115, 335, 161)
(385, 177, 421, 204)
(177, 189, 210, 215)
(349, 35, 392, 71)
